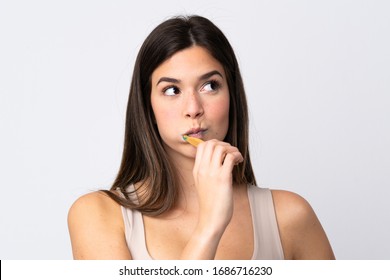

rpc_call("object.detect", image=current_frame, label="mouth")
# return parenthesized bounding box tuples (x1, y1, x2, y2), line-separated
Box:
(182, 128, 207, 139)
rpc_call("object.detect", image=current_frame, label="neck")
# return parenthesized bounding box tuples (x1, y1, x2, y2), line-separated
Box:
(164, 148, 200, 213)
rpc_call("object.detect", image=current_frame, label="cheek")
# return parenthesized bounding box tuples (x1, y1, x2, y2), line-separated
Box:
(152, 102, 178, 132)
(213, 105, 229, 123)
(220, 105, 230, 132)
(157, 110, 176, 126)
(208, 96, 230, 131)
(218, 95, 230, 120)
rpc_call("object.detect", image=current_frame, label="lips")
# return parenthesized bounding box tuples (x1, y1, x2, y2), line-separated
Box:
(183, 128, 207, 138)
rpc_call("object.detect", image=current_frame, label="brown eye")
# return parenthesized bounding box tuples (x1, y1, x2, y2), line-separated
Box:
(202, 80, 221, 93)
(163, 86, 180, 96)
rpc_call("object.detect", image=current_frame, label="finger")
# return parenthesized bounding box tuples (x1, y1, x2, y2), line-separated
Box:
(198, 140, 229, 166)
(211, 143, 232, 168)
(221, 151, 244, 172)
(193, 140, 230, 179)
(193, 141, 206, 178)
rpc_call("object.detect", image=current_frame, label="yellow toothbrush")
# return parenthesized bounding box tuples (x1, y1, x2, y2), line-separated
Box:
(182, 135, 204, 147)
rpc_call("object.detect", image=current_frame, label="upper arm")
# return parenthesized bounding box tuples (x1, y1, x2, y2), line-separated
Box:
(67, 191, 132, 260)
(272, 190, 335, 260)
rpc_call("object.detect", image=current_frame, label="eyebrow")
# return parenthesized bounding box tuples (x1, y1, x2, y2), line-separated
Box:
(156, 70, 223, 86)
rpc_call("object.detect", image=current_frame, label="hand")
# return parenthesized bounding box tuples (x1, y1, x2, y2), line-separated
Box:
(192, 139, 244, 235)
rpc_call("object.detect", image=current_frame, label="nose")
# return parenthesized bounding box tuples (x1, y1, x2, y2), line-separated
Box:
(184, 91, 204, 119)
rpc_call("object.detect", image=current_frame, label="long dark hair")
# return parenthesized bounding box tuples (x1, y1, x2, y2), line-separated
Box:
(103, 15, 257, 216)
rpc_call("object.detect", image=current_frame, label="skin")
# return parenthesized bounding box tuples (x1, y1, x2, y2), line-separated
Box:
(68, 46, 335, 260)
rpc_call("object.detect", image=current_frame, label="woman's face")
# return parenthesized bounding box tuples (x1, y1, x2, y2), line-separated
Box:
(150, 46, 230, 159)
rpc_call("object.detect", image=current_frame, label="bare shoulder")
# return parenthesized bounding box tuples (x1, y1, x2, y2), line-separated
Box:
(271, 189, 335, 260)
(68, 191, 132, 259)
(68, 191, 120, 221)
(271, 190, 313, 225)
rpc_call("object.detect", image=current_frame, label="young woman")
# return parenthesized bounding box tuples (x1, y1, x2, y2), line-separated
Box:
(68, 15, 335, 260)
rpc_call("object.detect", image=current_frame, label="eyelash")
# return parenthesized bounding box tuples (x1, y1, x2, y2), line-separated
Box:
(162, 85, 180, 96)
(162, 79, 222, 96)
(202, 79, 221, 92)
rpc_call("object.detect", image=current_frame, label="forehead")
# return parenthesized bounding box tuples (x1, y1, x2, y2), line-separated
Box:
(151, 46, 225, 83)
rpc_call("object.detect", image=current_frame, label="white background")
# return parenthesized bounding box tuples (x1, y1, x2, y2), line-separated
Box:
(1, 0, 389, 259)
